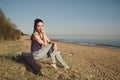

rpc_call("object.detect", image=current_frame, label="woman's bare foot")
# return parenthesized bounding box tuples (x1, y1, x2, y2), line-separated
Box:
(51, 64, 57, 70)
(56, 51, 61, 54)
(64, 66, 70, 70)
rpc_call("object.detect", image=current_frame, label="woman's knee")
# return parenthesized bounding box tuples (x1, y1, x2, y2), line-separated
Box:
(53, 43, 58, 50)
(48, 44, 52, 47)
(54, 43, 57, 47)
(45, 44, 52, 49)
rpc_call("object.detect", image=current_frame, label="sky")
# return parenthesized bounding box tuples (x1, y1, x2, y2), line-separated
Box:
(0, 0, 120, 36)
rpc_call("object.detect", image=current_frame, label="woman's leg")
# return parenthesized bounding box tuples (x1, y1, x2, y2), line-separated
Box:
(55, 52, 69, 69)
(50, 51, 69, 69)
(53, 43, 57, 51)
(55, 51, 68, 67)
(48, 50, 57, 69)
(32, 44, 52, 60)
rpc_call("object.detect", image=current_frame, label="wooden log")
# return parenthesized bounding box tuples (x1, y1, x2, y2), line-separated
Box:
(22, 52, 43, 75)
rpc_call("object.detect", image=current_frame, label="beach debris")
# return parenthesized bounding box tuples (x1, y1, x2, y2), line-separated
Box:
(68, 52, 74, 56)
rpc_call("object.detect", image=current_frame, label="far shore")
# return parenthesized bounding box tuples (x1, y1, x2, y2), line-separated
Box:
(51, 39, 120, 49)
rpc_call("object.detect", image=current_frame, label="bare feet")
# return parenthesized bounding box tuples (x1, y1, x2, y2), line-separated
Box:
(50, 64, 57, 70)
(64, 66, 70, 70)
(53, 51, 61, 54)
(57, 51, 61, 54)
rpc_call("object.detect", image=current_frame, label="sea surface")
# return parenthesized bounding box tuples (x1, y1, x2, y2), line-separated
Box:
(48, 35, 120, 48)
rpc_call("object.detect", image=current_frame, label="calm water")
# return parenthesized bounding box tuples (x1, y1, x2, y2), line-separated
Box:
(48, 35, 120, 48)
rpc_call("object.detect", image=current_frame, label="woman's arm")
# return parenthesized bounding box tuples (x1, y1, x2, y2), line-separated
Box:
(43, 32, 58, 51)
(43, 33, 55, 44)
(33, 32, 47, 46)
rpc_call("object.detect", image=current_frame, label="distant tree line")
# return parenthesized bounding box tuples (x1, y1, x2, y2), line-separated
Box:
(0, 8, 22, 40)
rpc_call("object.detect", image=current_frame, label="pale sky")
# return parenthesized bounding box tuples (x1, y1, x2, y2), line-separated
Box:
(0, 0, 120, 36)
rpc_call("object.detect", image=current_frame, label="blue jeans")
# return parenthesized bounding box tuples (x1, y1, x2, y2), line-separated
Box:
(32, 44, 68, 67)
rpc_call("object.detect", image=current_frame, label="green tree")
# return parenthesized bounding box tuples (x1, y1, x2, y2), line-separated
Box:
(0, 8, 22, 40)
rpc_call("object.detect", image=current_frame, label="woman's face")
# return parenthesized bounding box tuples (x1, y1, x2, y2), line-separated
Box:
(36, 22, 44, 32)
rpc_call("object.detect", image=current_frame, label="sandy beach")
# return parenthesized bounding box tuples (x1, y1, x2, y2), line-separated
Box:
(54, 40, 120, 79)
(20, 36, 120, 79)
(0, 36, 120, 80)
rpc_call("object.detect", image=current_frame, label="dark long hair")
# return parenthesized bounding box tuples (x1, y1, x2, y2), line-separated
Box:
(31, 18, 44, 40)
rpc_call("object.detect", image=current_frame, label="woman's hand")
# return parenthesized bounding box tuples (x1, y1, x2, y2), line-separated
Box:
(40, 28, 45, 34)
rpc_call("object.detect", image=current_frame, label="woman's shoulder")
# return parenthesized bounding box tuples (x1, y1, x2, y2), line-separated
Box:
(33, 32, 39, 36)
(32, 32, 40, 40)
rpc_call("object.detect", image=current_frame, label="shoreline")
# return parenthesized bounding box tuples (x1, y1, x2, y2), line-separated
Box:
(24, 35, 120, 49)
(52, 39, 120, 50)
(21, 35, 120, 49)
(53, 38, 120, 79)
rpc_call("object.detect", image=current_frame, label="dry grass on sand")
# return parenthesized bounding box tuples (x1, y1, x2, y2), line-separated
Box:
(0, 36, 120, 80)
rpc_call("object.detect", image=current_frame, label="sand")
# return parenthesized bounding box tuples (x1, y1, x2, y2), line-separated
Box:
(53, 40, 120, 79)
(1, 35, 119, 79)
(21, 36, 120, 79)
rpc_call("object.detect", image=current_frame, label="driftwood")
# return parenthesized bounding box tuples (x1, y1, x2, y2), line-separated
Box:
(22, 52, 43, 75)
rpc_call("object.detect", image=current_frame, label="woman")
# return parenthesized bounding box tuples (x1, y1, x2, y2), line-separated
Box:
(31, 18, 69, 70)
